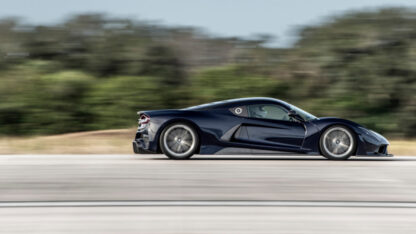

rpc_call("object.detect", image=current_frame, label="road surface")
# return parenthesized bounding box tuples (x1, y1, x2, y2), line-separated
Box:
(0, 154, 416, 233)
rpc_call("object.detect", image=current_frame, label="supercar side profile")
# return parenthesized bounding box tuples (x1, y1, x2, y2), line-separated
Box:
(133, 97, 391, 160)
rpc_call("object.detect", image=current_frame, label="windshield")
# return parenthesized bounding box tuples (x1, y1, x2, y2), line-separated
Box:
(289, 104, 317, 121)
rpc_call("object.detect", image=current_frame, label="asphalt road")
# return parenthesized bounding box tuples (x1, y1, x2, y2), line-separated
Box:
(1, 154, 416, 233)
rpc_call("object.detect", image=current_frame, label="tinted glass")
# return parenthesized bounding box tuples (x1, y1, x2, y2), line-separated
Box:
(289, 104, 317, 121)
(248, 104, 289, 121)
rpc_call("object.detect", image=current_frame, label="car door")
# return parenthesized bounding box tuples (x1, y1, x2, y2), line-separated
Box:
(241, 104, 306, 149)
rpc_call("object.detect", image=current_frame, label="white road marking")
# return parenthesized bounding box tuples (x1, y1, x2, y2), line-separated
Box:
(1, 200, 416, 208)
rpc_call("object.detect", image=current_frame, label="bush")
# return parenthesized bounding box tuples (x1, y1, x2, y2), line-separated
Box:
(85, 76, 163, 129)
(190, 66, 280, 105)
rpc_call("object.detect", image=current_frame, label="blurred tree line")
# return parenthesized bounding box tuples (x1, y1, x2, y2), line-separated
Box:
(0, 9, 415, 137)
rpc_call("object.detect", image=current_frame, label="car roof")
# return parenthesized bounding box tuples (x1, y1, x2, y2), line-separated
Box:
(184, 97, 292, 110)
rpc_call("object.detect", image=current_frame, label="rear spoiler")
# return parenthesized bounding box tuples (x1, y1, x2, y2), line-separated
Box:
(137, 109, 180, 116)
(137, 110, 153, 115)
(137, 110, 160, 119)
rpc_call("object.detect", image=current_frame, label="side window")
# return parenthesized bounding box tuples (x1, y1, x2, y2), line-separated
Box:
(247, 104, 289, 121)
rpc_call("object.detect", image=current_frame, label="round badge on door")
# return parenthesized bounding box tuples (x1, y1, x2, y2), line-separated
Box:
(235, 107, 243, 115)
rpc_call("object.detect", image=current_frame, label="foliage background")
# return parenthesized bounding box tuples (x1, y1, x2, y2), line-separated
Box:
(0, 8, 415, 137)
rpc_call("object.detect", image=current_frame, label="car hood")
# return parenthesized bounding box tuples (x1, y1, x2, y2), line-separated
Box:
(312, 117, 363, 128)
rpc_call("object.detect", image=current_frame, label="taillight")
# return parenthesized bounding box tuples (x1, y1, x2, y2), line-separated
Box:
(139, 114, 150, 124)
(138, 114, 150, 130)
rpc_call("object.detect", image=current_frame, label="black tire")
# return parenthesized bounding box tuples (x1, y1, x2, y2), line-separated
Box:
(319, 125, 356, 160)
(159, 122, 199, 159)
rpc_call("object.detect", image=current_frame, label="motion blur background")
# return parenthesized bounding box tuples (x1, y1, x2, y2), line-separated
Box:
(0, 0, 415, 153)
(2, 2, 416, 233)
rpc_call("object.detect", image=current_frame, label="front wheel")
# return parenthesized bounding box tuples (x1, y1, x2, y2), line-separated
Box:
(160, 123, 199, 159)
(319, 125, 356, 160)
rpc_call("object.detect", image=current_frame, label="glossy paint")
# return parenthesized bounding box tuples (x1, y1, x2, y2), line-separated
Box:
(133, 98, 390, 156)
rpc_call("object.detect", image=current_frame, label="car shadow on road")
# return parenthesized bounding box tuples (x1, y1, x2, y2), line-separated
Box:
(149, 155, 416, 161)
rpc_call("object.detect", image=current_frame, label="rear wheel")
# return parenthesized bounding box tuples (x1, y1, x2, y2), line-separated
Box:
(319, 125, 356, 160)
(160, 123, 199, 159)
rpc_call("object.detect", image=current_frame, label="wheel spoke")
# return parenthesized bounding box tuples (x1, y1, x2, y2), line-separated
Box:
(182, 140, 191, 147)
(167, 133, 175, 141)
(168, 141, 176, 148)
(183, 132, 191, 140)
(178, 144, 183, 152)
(339, 142, 349, 149)
(180, 130, 187, 139)
(333, 145, 341, 154)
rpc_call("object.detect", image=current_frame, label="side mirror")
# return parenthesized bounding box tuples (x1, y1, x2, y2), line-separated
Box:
(288, 110, 305, 122)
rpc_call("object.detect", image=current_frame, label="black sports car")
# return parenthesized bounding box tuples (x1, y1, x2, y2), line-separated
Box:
(133, 97, 391, 160)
